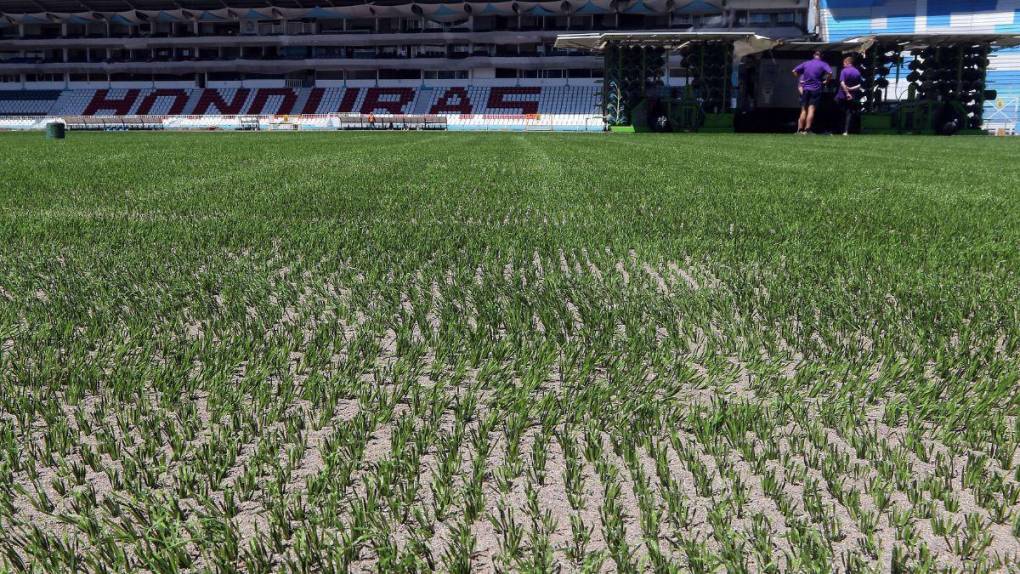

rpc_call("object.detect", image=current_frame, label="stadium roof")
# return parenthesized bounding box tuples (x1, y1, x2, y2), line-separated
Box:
(774, 38, 873, 54)
(554, 31, 768, 51)
(0, 0, 396, 15)
(850, 33, 1020, 49)
(555, 31, 1020, 53)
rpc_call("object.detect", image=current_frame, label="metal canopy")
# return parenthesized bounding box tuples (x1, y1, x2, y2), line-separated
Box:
(774, 39, 874, 54)
(554, 31, 1020, 55)
(554, 31, 766, 52)
(730, 33, 1020, 57)
(843, 33, 1020, 50)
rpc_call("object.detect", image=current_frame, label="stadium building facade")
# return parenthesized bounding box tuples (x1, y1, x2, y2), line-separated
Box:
(0, 0, 1017, 131)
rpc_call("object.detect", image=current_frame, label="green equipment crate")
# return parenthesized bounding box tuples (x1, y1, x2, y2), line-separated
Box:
(860, 113, 895, 134)
(46, 122, 66, 139)
(892, 100, 938, 134)
(669, 101, 703, 132)
(700, 113, 734, 133)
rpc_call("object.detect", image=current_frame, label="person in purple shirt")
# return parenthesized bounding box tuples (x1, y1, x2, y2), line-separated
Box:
(792, 51, 834, 134)
(836, 55, 864, 135)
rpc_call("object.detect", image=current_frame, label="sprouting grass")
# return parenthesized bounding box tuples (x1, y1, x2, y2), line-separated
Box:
(1, 131, 1019, 572)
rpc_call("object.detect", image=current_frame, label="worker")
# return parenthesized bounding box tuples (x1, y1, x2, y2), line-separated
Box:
(793, 50, 834, 134)
(836, 55, 864, 136)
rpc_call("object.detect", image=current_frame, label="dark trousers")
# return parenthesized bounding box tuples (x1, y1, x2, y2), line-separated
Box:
(839, 99, 861, 134)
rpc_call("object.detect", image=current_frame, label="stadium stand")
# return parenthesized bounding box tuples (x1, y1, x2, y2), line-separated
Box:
(0, 85, 603, 131)
(0, 90, 61, 115)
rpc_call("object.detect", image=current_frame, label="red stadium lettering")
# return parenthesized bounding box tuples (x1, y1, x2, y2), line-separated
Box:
(360, 88, 415, 114)
(301, 88, 325, 114)
(486, 87, 540, 115)
(134, 89, 190, 116)
(247, 88, 298, 115)
(82, 89, 140, 116)
(338, 88, 360, 113)
(430, 87, 473, 114)
(192, 89, 251, 115)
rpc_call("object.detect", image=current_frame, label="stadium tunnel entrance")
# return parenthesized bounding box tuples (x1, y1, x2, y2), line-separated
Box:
(555, 31, 1020, 135)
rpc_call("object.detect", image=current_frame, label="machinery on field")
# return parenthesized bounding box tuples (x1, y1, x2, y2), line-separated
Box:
(555, 31, 1020, 135)
(733, 34, 1015, 135)
(557, 32, 757, 133)
(884, 38, 993, 134)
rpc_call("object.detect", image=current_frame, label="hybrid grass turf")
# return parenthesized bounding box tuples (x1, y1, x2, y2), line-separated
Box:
(1, 131, 1019, 572)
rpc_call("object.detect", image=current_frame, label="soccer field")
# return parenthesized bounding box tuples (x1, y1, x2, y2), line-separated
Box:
(2, 132, 1019, 572)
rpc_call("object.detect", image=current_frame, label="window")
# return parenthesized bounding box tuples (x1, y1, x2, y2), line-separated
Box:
(417, 45, 445, 58)
(777, 11, 800, 25)
(245, 73, 285, 80)
(473, 16, 496, 32)
(319, 19, 343, 33)
(109, 73, 149, 82)
(377, 18, 401, 33)
(348, 18, 375, 33)
(379, 69, 420, 80)
(400, 18, 423, 33)
(424, 70, 467, 79)
(28, 73, 64, 82)
(153, 73, 191, 81)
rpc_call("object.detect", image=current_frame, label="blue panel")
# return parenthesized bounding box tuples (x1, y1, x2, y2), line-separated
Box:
(478, 3, 514, 15)
(925, 0, 997, 28)
(996, 10, 1020, 34)
(527, 5, 558, 16)
(304, 7, 337, 19)
(673, 1, 721, 15)
(244, 9, 271, 20)
(927, 0, 997, 19)
(883, 13, 916, 33)
(821, 0, 885, 7)
(622, 0, 656, 15)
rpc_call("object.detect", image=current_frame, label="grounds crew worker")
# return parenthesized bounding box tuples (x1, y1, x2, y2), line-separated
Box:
(836, 55, 864, 136)
(793, 50, 834, 134)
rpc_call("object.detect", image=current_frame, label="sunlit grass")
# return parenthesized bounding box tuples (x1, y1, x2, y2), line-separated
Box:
(0, 131, 1019, 572)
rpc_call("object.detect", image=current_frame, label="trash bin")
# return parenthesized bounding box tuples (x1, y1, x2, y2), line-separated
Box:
(46, 122, 65, 139)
